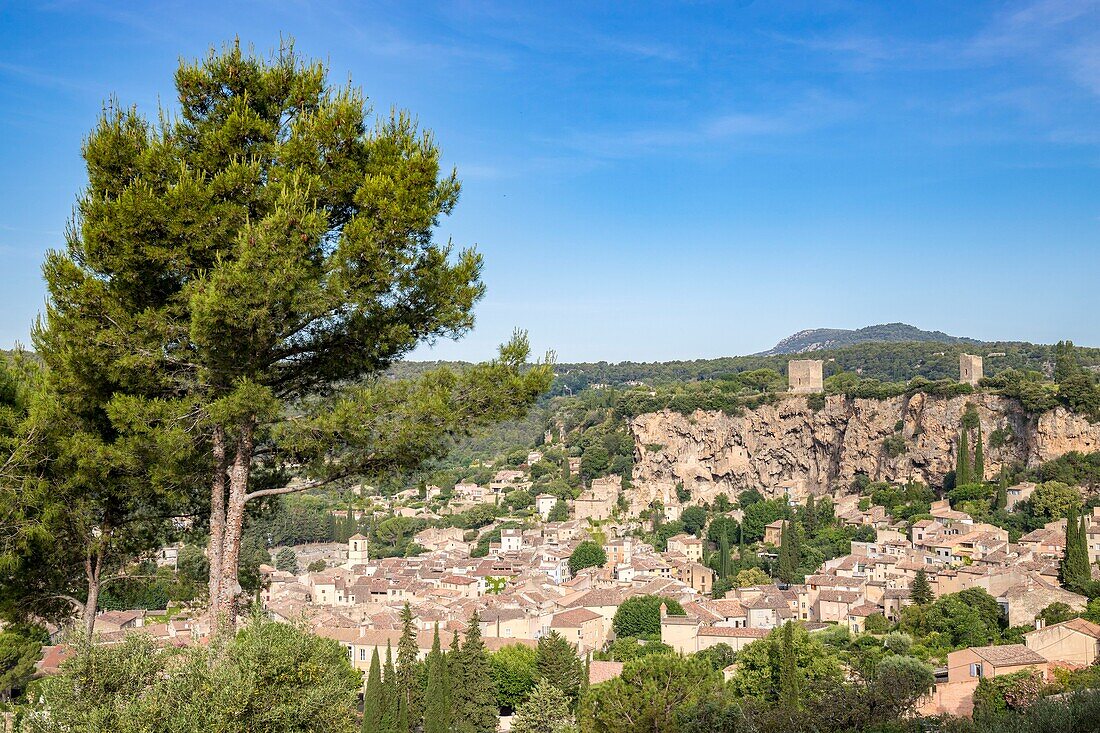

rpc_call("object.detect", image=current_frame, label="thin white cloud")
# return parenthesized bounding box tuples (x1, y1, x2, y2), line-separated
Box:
(555, 92, 853, 159)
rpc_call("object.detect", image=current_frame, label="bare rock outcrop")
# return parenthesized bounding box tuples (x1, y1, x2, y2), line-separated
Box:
(630, 394, 1100, 502)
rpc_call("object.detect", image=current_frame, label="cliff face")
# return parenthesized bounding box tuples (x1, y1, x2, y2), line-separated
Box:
(630, 394, 1100, 501)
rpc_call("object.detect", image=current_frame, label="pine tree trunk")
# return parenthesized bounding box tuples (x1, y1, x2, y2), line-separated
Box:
(83, 544, 104, 637)
(217, 421, 255, 623)
(207, 425, 228, 623)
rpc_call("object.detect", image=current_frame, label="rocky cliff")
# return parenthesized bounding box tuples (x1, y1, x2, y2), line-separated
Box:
(630, 394, 1100, 502)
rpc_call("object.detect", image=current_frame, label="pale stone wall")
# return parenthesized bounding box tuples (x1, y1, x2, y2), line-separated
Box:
(960, 354, 983, 386)
(788, 359, 823, 394)
(1025, 625, 1100, 667)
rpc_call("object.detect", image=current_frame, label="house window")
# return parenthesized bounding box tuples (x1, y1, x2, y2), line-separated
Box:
(360, 649, 366, 661)
(970, 663, 983, 678)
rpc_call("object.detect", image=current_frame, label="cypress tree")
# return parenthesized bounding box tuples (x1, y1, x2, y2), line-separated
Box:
(718, 533, 731, 580)
(778, 621, 800, 708)
(455, 613, 498, 733)
(973, 422, 985, 484)
(363, 648, 383, 733)
(381, 642, 398, 733)
(994, 468, 1008, 511)
(911, 568, 933, 606)
(1061, 505, 1091, 590)
(447, 630, 461, 727)
(956, 429, 971, 487)
(424, 625, 448, 733)
(803, 495, 817, 535)
(396, 602, 421, 730)
(396, 694, 408, 733)
(777, 521, 801, 584)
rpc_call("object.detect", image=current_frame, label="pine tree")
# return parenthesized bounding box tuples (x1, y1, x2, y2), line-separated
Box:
(778, 621, 800, 708)
(911, 568, 933, 606)
(363, 648, 383, 733)
(973, 422, 985, 485)
(424, 625, 448, 733)
(396, 602, 422, 730)
(535, 631, 583, 708)
(454, 613, 498, 733)
(33, 43, 553, 626)
(956, 429, 971, 487)
(381, 642, 398, 733)
(510, 679, 574, 733)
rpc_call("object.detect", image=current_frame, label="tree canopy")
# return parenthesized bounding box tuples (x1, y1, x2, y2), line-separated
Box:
(32, 41, 552, 622)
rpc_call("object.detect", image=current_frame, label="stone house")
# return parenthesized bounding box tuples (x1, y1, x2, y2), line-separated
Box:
(550, 608, 605, 652)
(764, 520, 785, 546)
(677, 561, 714, 595)
(666, 534, 703, 562)
(1024, 617, 1100, 667)
(927, 644, 1049, 716)
(438, 574, 480, 599)
(535, 493, 557, 520)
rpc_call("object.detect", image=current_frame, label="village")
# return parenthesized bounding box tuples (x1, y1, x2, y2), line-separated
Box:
(33, 355, 1098, 722)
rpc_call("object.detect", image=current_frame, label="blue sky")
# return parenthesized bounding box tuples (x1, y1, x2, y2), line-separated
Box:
(1, 1, 1098, 362)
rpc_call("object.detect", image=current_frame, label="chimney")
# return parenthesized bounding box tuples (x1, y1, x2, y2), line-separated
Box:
(1035, 617, 1045, 631)
(659, 602, 668, 620)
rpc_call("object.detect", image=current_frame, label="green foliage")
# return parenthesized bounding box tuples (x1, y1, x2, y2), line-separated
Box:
(0, 623, 45, 701)
(582, 655, 720, 733)
(423, 627, 447, 733)
(33, 41, 553, 619)
(974, 422, 986, 484)
(364, 648, 383, 733)
(547, 499, 569, 522)
(741, 499, 786, 543)
(490, 643, 537, 714)
(777, 520, 803, 584)
(453, 613, 498, 733)
(596, 637, 673, 663)
(911, 569, 933, 606)
(1061, 507, 1091, 592)
(778, 621, 800, 708)
(1029, 481, 1081, 520)
(510, 679, 575, 733)
(680, 506, 707, 537)
(732, 568, 771, 588)
(728, 623, 844, 701)
(883, 434, 908, 458)
(901, 587, 1005, 650)
(275, 547, 297, 573)
(536, 631, 584, 708)
(957, 428, 972, 487)
(397, 603, 422, 728)
(693, 643, 736, 672)
(568, 541, 607, 575)
(1038, 602, 1079, 626)
(612, 596, 685, 638)
(974, 668, 1045, 720)
(36, 616, 360, 732)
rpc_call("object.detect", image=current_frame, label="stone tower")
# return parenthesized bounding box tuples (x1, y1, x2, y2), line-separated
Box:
(788, 359, 824, 394)
(346, 533, 369, 567)
(960, 354, 983, 386)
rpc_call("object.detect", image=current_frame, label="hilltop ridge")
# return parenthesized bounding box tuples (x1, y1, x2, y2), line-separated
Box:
(758, 322, 980, 356)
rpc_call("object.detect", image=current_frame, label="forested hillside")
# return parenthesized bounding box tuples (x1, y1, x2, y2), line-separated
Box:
(390, 339, 1100, 396)
(759, 322, 980, 355)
